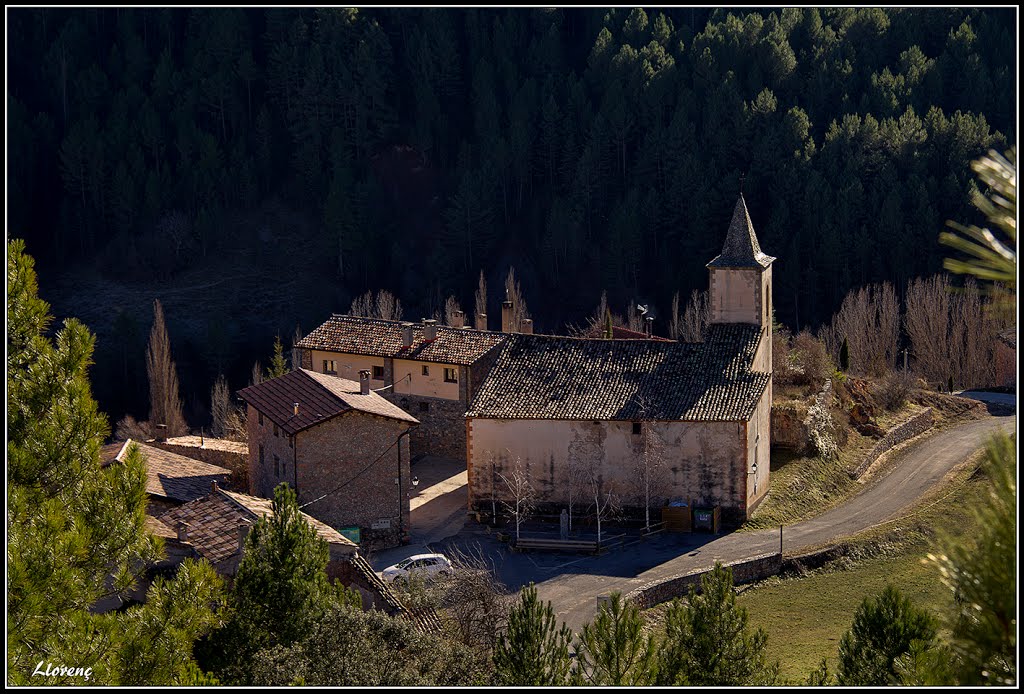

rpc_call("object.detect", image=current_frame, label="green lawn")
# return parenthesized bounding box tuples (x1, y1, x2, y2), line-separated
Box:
(737, 462, 989, 683)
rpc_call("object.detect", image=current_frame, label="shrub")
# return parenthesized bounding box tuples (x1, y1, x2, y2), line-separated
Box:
(878, 370, 915, 411)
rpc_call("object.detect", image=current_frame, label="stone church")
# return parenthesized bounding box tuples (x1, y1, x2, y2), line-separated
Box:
(465, 195, 775, 523)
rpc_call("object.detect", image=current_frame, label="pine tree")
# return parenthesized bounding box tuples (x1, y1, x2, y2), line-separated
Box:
(656, 563, 779, 685)
(836, 585, 938, 686)
(267, 334, 288, 379)
(493, 583, 573, 686)
(198, 482, 357, 684)
(146, 298, 187, 436)
(7, 239, 223, 685)
(574, 593, 655, 686)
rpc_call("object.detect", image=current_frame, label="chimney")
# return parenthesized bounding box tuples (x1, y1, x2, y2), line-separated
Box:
(521, 318, 534, 334)
(358, 369, 371, 395)
(476, 312, 488, 331)
(176, 521, 191, 542)
(237, 522, 251, 552)
(501, 300, 514, 333)
(293, 402, 300, 416)
(211, 479, 219, 493)
(401, 322, 414, 348)
(645, 316, 654, 337)
(155, 423, 168, 442)
(451, 309, 465, 328)
(423, 319, 438, 341)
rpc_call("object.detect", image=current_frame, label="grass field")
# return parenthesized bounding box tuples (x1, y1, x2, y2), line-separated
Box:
(737, 457, 990, 683)
(644, 451, 992, 684)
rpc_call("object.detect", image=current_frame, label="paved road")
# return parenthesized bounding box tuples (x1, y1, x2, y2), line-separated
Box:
(534, 413, 1016, 633)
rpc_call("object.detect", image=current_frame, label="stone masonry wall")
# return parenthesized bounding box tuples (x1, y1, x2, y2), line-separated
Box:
(851, 407, 934, 479)
(384, 393, 466, 461)
(295, 412, 412, 552)
(625, 552, 782, 609)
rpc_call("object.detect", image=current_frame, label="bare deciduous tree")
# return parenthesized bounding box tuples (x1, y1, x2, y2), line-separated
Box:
(504, 267, 530, 331)
(114, 414, 151, 442)
(824, 282, 899, 377)
(444, 295, 462, 326)
(905, 274, 952, 387)
(210, 373, 231, 438)
(585, 464, 619, 546)
(498, 458, 535, 542)
(474, 270, 487, 329)
(566, 439, 595, 533)
(349, 289, 404, 321)
(679, 289, 709, 343)
(250, 360, 264, 387)
(437, 545, 516, 656)
(146, 299, 187, 436)
(630, 418, 670, 533)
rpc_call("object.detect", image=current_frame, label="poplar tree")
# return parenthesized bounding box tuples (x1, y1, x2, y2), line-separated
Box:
(267, 334, 288, 379)
(494, 583, 573, 686)
(7, 239, 222, 685)
(146, 298, 187, 436)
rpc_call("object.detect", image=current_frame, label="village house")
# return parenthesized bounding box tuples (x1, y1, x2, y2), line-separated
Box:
(237, 368, 419, 549)
(465, 195, 774, 524)
(293, 313, 506, 460)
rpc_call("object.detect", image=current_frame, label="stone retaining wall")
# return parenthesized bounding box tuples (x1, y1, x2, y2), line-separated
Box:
(625, 552, 782, 609)
(850, 407, 934, 479)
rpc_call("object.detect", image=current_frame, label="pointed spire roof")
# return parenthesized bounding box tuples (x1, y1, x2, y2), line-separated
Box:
(707, 195, 775, 269)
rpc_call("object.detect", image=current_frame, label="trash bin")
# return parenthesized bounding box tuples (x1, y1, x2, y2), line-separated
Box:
(693, 507, 720, 533)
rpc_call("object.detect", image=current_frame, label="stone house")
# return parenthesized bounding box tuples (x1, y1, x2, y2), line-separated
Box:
(237, 368, 419, 549)
(293, 314, 506, 460)
(465, 196, 774, 524)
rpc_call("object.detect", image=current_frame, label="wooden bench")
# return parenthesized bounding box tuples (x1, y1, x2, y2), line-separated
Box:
(513, 537, 599, 554)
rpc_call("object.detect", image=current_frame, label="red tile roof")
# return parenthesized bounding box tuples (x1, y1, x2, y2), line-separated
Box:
(113, 440, 232, 503)
(296, 314, 506, 366)
(238, 369, 418, 435)
(159, 487, 356, 565)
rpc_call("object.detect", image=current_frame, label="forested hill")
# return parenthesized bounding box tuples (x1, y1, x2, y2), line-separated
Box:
(7, 8, 1015, 424)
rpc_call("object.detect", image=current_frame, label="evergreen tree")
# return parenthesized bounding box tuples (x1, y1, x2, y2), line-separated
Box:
(836, 584, 939, 685)
(493, 583, 573, 686)
(574, 593, 655, 686)
(928, 432, 1016, 685)
(839, 336, 850, 371)
(197, 482, 357, 684)
(267, 334, 288, 378)
(7, 239, 223, 685)
(656, 562, 779, 685)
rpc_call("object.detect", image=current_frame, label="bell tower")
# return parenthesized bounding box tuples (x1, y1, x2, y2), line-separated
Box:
(707, 195, 775, 369)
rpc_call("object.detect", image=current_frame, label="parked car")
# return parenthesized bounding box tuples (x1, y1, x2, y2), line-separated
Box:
(381, 553, 453, 584)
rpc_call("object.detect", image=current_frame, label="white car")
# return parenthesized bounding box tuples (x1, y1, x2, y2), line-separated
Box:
(381, 553, 453, 584)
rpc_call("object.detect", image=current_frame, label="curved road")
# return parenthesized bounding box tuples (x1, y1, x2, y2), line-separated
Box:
(535, 413, 1015, 633)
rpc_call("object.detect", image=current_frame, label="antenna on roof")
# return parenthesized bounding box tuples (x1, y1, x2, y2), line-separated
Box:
(739, 171, 746, 195)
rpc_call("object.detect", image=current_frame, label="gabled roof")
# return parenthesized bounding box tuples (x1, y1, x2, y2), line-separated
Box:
(707, 195, 775, 269)
(296, 314, 507, 366)
(238, 369, 418, 435)
(111, 439, 231, 503)
(159, 486, 356, 565)
(467, 323, 770, 422)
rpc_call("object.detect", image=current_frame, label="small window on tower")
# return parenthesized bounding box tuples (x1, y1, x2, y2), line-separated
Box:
(422, 365, 429, 376)
(258, 411, 264, 426)
(273, 423, 279, 437)
(274, 454, 280, 477)
(632, 422, 642, 435)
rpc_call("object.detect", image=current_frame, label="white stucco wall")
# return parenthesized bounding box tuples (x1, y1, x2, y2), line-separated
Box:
(392, 358, 460, 400)
(710, 267, 759, 325)
(467, 417, 755, 517)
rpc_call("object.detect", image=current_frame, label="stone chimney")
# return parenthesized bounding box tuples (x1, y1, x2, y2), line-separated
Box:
(293, 402, 300, 416)
(401, 322, 414, 348)
(451, 310, 465, 328)
(645, 316, 654, 337)
(359, 369, 371, 395)
(423, 319, 438, 341)
(154, 423, 168, 442)
(501, 300, 514, 333)
(476, 312, 487, 331)
(521, 318, 534, 334)
(176, 521, 191, 542)
(237, 522, 251, 552)
(211, 479, 219, 493)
